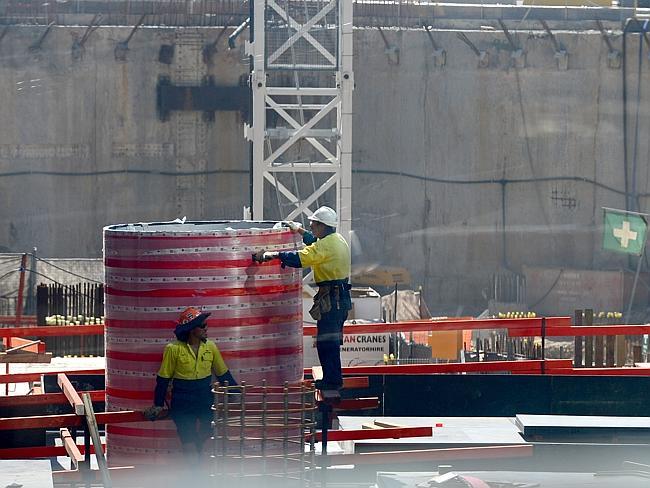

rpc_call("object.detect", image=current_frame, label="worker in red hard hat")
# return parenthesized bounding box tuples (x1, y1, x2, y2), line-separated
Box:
(144, 307, 237, 461)
(253, 206, 352, 391)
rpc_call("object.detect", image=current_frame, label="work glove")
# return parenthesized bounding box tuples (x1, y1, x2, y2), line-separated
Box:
(252, 250, 279, 264)
(282, 221, 302, 232)
(143, 405, 168, 421)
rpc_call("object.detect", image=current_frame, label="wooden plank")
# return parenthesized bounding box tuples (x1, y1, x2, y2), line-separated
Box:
(5, 338, 45, 353)
(0, 352, 52, 363)
(60, 428, 83, 469)
(326, 444, 534, 466)
(57, 374, 85, 415)
(335, 397, 379, 411)
(584, 309, 594, 367)
(82, 393, 112, 488)
(342, 376, 370, 389)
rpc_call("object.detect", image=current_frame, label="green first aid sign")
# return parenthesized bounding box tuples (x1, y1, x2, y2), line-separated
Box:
(603, 209, 648, 255)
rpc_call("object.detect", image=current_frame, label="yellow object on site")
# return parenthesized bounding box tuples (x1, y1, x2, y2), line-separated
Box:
(298, 233, 351, 283)
(157, 339, 228, 380)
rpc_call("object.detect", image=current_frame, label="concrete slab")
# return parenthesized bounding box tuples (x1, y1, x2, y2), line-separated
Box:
(516, 414, 650, 441)
(0, 459, 53, 488)
(338, 416, 525, 452)
(375, 471, 650, 488)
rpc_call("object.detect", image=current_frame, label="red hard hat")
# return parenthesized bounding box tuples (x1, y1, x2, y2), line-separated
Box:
(178, 307, 206, 326)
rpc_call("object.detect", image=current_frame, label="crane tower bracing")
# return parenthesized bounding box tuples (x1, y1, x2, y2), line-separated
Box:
(246, 0, 353, 243)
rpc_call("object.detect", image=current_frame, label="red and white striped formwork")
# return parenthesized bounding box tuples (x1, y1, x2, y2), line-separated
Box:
(103, 221, 303, 465)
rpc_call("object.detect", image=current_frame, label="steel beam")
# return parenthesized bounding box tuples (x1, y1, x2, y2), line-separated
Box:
(0, 410, 145, 431)
(0, 390, 104, 407)
(303, 316, 572, 336)
(0, 368, 104, 384)
(0, 324, 103, 338)
(314, 426, 432, 442)
(314, 359, 574, 376)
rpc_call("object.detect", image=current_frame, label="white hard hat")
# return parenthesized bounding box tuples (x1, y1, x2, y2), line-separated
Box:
(308, 206, 338, 228)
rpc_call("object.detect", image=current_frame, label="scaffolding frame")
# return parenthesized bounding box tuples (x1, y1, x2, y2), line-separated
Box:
(246, 0, 353, 244)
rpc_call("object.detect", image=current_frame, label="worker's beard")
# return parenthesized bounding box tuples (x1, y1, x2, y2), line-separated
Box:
(201, 337, 207, 343)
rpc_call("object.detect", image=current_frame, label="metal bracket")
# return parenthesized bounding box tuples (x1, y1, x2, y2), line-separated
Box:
(29, 21, 55, 53)
(424, 25, 446, 68)
(228, 17, 249, 50)
(114, 14, 146, 62)
(499, 20, 526, 68)
(539, 19, 568, 70)
(378, 26, 400, 65)
(72, 14, 102, 61)
(203, 16, 235, 64)
(596, 20, 621, 69)
(457, 32, 489, 68)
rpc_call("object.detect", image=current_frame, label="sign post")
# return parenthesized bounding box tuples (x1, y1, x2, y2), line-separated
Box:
(602, 207, 648, 325)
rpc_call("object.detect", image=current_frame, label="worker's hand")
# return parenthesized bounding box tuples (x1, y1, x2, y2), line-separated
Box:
(143, 405, 167, 421)
(282, 221, 303, 233)
(252, 250, 279, 263)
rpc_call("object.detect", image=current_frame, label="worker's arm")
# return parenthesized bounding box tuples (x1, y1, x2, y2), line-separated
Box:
(264, 238, 325, 268)
(302, 230, 317, 245)
(153, 344, 176, 407)
(251, 229, 316, 267)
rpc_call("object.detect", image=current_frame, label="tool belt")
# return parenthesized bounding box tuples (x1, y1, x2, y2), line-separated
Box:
(309, 280, 352, 321)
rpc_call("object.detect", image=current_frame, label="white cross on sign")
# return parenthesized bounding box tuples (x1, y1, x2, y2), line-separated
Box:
(613, 220, 638, 248)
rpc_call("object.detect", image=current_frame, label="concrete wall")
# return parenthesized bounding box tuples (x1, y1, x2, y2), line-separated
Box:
(0, 25, 648, 313)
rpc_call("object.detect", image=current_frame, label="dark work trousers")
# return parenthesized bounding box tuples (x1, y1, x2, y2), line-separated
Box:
(169, 377, 213, 449)
(316, 307, 349, 387)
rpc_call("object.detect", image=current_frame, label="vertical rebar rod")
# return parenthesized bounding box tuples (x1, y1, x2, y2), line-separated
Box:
(222, 381, 229, 470)
(283, 381, 289, 478)
(299, 383, 306, 487)
(213, 385, 220, 476)
(261, 379, 267, 476)
(239, 382, 246, 479)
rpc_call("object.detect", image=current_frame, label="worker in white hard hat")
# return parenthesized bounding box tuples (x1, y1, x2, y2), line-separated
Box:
(254, 206, 352, 390)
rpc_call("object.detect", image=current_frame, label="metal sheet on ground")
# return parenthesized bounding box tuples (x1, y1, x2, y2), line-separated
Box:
(338, 416, 525, 450)
(0, 459, 53, 488)
(516, 414, 650, 437)
(376, 471, 649, 488)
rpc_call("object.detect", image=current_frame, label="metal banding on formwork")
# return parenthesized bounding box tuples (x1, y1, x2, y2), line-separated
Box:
(212, 381, 317, 487)
(103, 221, 304, 466)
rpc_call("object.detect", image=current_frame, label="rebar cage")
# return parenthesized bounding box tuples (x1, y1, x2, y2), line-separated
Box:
(211, 380, 317, 487)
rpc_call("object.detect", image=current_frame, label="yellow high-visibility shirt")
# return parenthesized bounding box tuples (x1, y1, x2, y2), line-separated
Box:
(298, 233, 351, 284)
(157, 339, 228, 380)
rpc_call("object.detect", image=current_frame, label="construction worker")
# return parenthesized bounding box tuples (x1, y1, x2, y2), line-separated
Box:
(144, 307, 237, 461)
(254, 206, 352, 390)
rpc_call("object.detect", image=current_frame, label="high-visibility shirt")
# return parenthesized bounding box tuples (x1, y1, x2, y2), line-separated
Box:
(157, 339, 228, 380)
(297, 232, 351, 284)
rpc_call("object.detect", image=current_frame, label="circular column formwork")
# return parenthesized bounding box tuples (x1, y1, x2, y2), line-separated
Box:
(103, 221, 304, 465)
